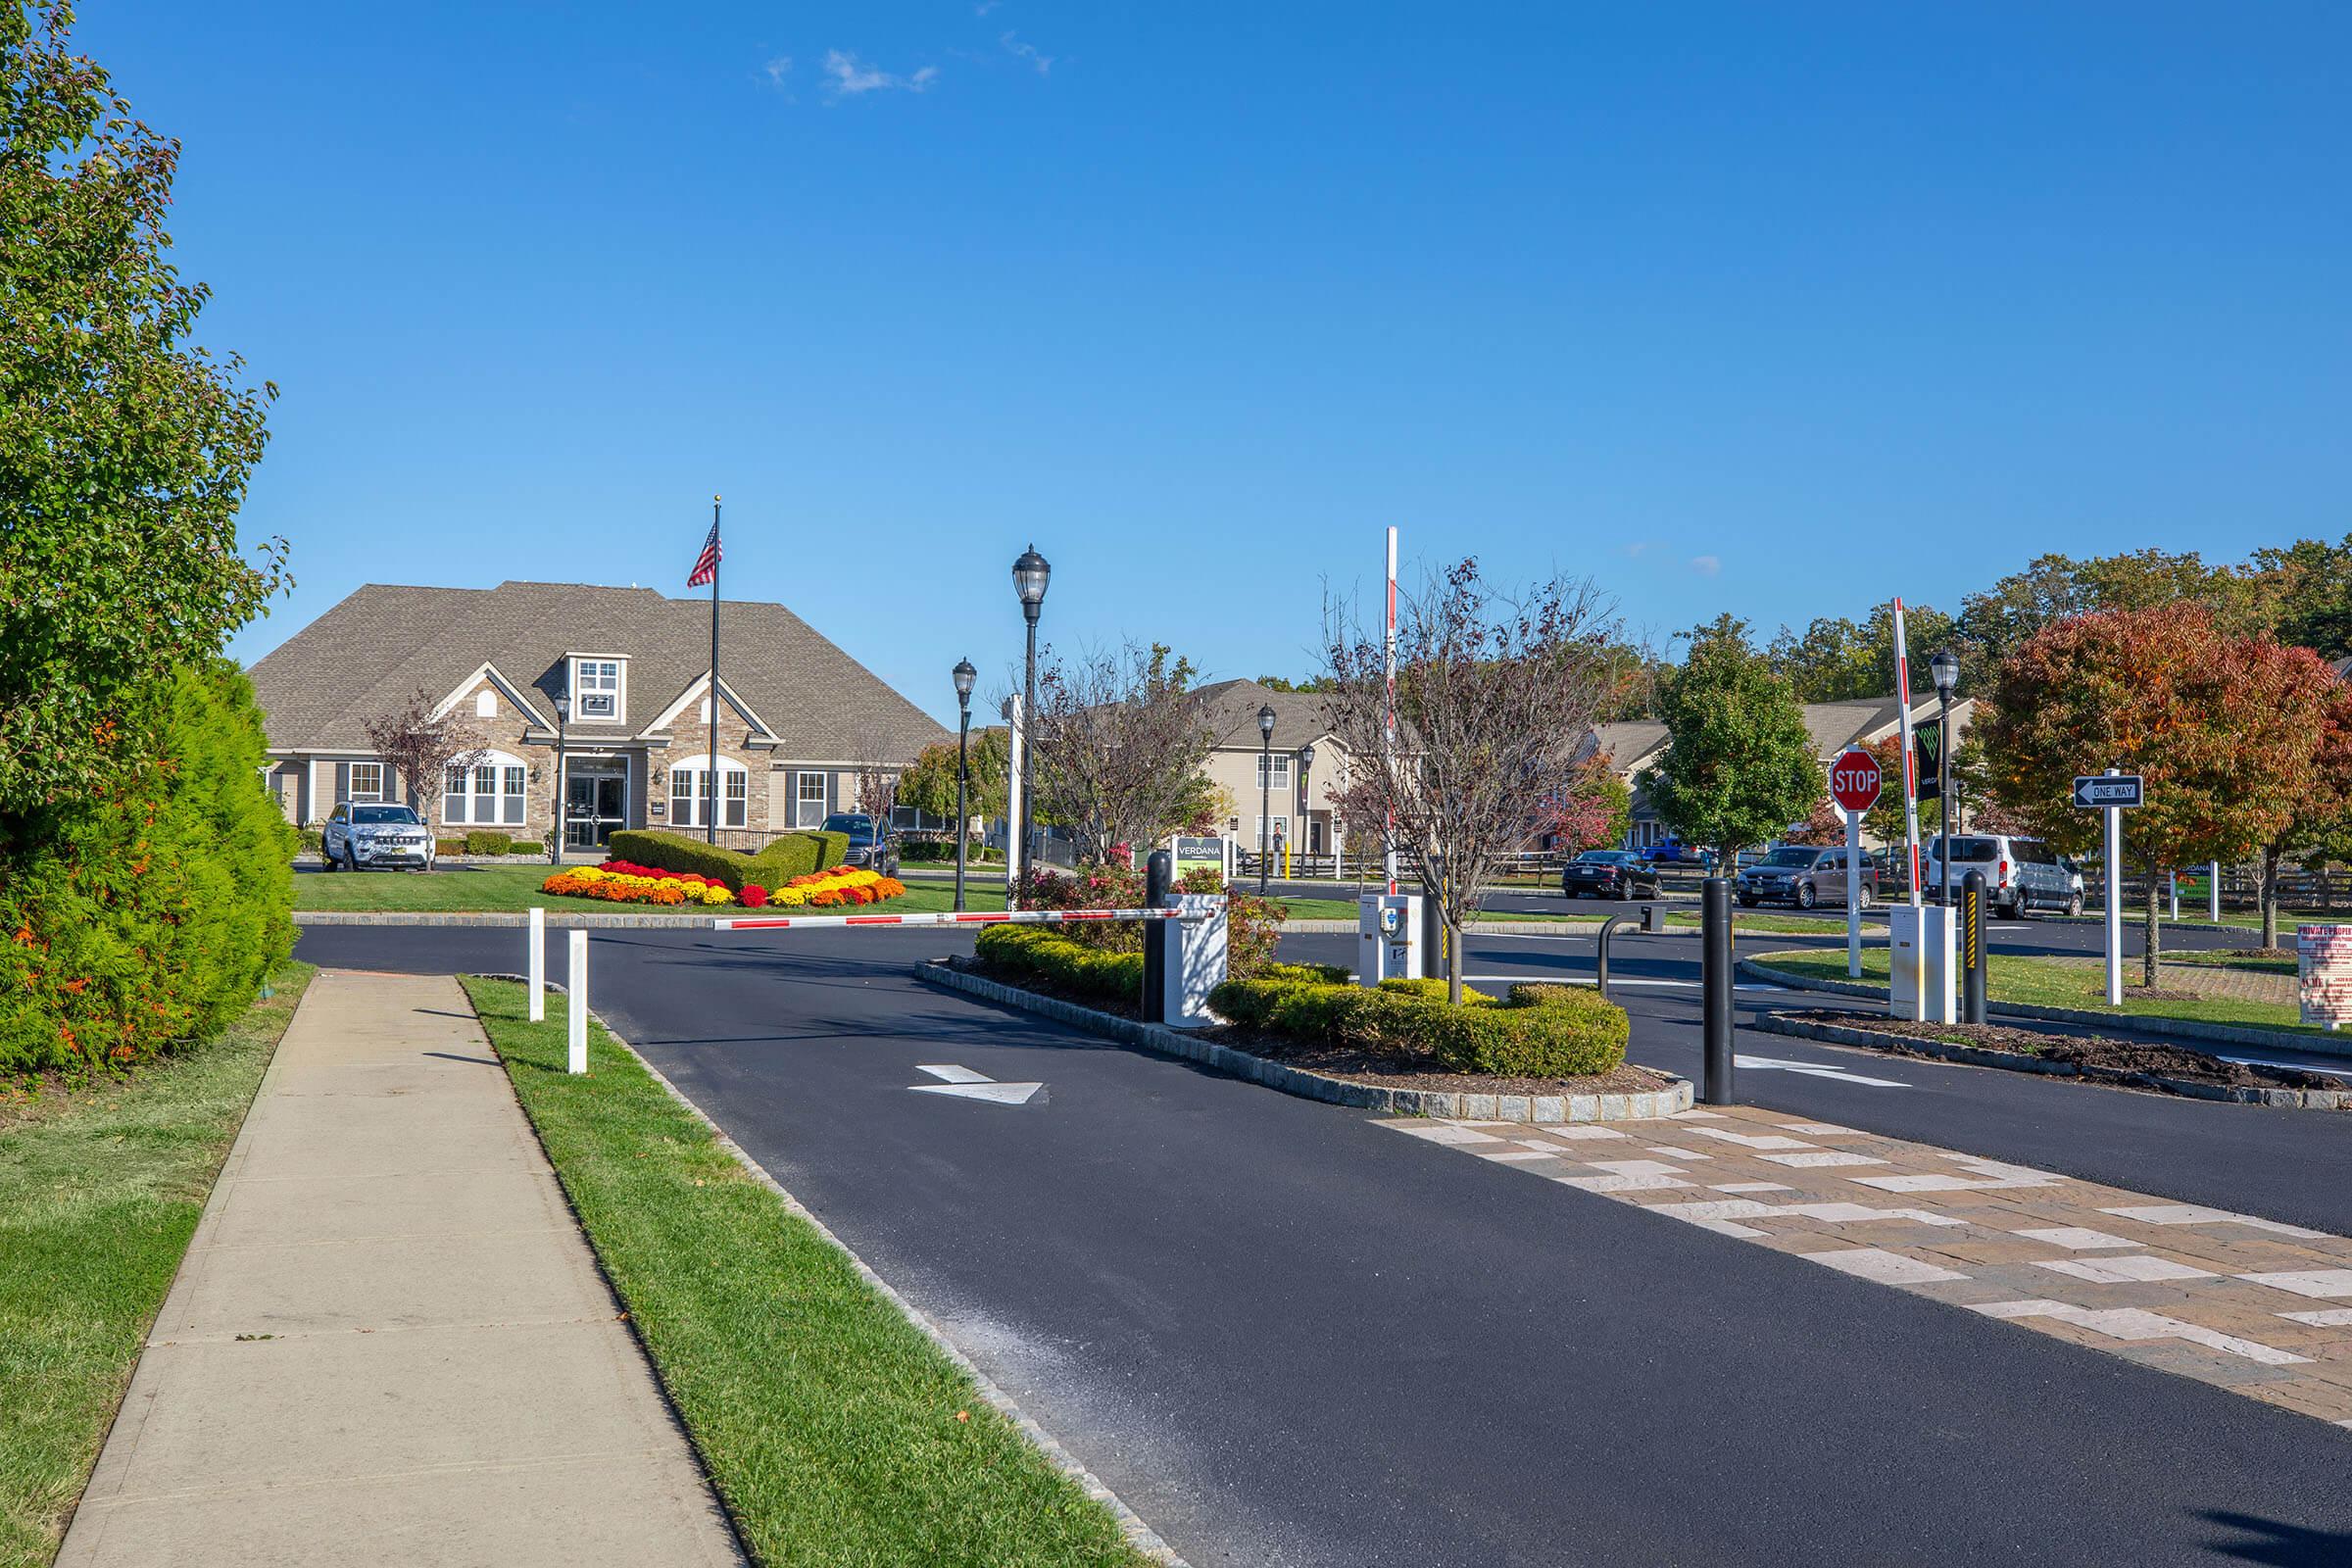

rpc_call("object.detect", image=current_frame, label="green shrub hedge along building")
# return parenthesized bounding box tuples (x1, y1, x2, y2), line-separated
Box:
(0, 662, 295, 1075)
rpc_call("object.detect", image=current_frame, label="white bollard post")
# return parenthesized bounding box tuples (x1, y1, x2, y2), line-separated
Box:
(566, 929, 588, 1074)
(528, 906, 546, 1021)
(2209, 860, 2221, 923)
(2169, 870, 2180, 923)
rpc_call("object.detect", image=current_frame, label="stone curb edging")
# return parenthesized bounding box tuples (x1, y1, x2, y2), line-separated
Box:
(916, 961, 1693, 1122)
(464, 974, 1191, 1568)
(1738, 954, 2352, 1060)
(1754, 1011, 2352, 1110)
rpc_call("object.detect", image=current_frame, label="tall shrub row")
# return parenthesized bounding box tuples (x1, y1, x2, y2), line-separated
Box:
(605, 828, 848, 893)
(0, 662, 295, 1074)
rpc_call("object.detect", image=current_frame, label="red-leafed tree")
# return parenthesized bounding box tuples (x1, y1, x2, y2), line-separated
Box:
(2256, 681, 2352, 948)
(1548, 756, 1633, 856)
(1978, 607, 2337, 986)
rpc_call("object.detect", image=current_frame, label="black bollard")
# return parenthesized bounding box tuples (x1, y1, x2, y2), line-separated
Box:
(1421, 854, 1448, 984)
(1700, 876, 1736, 1105)
(1962, 869, 1987, 1025)
(1143, 850, 1172, 1023)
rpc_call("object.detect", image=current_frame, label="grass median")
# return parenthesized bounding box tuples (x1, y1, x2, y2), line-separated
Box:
(458, 977, 1151, 1568)
(1751, 947, 2317, 1035)
(0, 961, 315, 1568)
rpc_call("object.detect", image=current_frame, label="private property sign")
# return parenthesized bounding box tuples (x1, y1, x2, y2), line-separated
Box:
(1829, 750, 1883, 814)
(2301, 925, 2352, 1031)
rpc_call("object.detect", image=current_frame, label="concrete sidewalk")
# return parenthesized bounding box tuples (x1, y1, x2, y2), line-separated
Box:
(58, 970, 743, 1568)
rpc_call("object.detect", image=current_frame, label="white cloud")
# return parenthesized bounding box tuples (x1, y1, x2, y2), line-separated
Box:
(1690, 555, 1722, 576)
(762, 55, 792, 86)
(823, 49, 938, 98)
(1001, 31, 1053, 74)
(1624, 540, 1653, 559)
(975, 0, 1000, 13)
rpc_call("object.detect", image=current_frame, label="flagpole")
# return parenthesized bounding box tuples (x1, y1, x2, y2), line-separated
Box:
(708, 495, 720, 847)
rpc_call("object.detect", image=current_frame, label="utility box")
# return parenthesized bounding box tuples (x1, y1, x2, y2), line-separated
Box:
(1889, 904, 1956, 1023)
(1358, 894, 1423, 987)
(1162, 894, 1228, 1028)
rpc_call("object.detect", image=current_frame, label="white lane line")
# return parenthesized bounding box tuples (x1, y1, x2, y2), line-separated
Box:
(1733, 1053, 1910, 1089)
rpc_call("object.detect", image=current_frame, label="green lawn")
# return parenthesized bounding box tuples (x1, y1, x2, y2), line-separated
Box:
(1752, 947, 2320, 1035)
(1, 962, 315, 1568)
(461, 979, 1150, 1567)
(295, 865, 1011, 915)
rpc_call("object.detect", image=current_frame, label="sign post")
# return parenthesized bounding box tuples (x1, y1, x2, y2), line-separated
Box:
(1829, 748, 1883, 980)
(2075, 770, 2144, 1005)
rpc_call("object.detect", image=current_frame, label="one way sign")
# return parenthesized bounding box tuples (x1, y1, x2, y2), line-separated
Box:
(2073, 774, 2144, 809)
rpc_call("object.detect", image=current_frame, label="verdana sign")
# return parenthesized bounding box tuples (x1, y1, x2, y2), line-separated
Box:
(1829, 750, 1883, 814)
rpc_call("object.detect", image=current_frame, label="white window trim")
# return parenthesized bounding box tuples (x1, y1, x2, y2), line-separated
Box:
(669, 755, 751, 829)
(442, 750, 528, 827)
(348, 761, 386, 803)
(568, 655, 627, 724)
(474, 689, 498, 718)
(794, 769, 827, 829)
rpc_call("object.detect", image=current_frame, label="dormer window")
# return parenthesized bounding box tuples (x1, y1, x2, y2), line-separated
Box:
(568, 656, 625, 723)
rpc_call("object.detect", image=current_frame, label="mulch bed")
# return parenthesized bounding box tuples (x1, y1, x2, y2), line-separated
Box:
(952, 958, 1670, 1098)
(1786, 1009, 2341, 1092)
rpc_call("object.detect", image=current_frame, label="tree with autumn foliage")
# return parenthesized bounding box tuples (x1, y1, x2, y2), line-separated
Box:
(1548, 757, 1633, 856)
(1978, 607, 2338, 987)
(2253, 681, 2352, 949)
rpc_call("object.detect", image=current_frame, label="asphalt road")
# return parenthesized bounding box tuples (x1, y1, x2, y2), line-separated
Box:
(298, 921, 2352, 1566)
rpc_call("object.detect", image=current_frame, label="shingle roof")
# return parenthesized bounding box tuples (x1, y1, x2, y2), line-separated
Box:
(1191, 679, 1343, 751)
(247, 581, 947, 763)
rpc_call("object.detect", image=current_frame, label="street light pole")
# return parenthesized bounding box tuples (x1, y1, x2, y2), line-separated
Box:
(953, 658, 976, 912)
(1011, 546, 1051, 906)
(1931, 648, 1960, 908)
(549, 694, 571, 864)
(1257, 703, 1276, 895)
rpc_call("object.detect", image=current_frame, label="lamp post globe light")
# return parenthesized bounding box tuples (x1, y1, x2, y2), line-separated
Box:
(952, 658, 977, 912)
(1011, 546, 1050, 904)
(1256, 703, 1276, 894)
(549, 692, 572, 864)
(1930, 648, 1960, 905)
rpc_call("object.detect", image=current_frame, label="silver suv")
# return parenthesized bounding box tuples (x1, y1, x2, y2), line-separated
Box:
(1736, 845, 1879, 909)
(321, 802, 436, 872)
(1925, 834, 2082, 917)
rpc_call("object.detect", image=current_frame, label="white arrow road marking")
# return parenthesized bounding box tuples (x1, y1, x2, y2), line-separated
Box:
(909, 1063, 1045, 1105)
(1735, 1054, 1910, 1088)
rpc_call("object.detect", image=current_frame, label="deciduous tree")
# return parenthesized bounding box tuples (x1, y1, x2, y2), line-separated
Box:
(898, 729, 1011, 836)
(1643, 615, 1821, 867)
(1322, 560, 1624, 1004)
(1027, 642, 1214, 864)
(2256, 681, 2352, 948)
(1978, 607, 2336, 985)
(1549, 757, 1632, 856)
(0, 2, 286, 819)
(360, 690, 488, 832)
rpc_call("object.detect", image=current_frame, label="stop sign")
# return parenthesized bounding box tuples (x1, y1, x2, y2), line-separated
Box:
(1829, 749, 1882, 813)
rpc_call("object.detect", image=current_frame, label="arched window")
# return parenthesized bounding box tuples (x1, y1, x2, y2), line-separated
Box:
(669, 756, 749, 829)
(474, 689, 498, 718)
(443, 750, 526, 827)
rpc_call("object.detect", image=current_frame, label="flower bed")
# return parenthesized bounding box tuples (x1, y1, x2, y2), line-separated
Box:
(540, 860, 906, 909)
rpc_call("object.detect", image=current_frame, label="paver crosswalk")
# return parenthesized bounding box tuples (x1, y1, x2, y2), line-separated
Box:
(1380, 1104, 2352, 1429)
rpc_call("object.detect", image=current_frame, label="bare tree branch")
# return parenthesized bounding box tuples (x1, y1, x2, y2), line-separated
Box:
(1027, 642, 1215, 863)
(360, 688, 489, 831)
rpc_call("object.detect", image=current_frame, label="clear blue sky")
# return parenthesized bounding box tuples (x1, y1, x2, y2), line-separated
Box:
(88, 2, 2349, 724)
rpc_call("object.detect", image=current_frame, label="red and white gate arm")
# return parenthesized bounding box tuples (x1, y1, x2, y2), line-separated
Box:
(710, 906, 1195, 932)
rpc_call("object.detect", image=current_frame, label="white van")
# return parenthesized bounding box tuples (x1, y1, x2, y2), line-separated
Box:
(1924, 834, 2082, 917)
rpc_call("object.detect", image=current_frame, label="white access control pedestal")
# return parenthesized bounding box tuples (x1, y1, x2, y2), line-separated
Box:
(1889, 904, 1956, 1023)
(1162, 893, 1228, 1028)
(1358, 894, 1423, 986)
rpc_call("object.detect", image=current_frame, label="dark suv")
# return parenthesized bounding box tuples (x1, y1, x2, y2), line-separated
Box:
(819, 812, 900, 876)
(1736, 845, 1879, 909)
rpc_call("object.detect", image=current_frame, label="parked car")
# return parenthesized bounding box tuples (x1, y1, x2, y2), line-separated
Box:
(1736, 845, 1878, 909)
(1641, 838, 1717, 869)
(820, 812, 900, 876)
(1561, 850, 1662, 901)
(1924, 833, 2082, 917)
(320, 802, 435, 872)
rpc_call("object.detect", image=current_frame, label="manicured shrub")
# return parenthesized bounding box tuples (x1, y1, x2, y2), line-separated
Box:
(1204, 971, 1628, 1079)
(0, 661, 295, 1075)
(972, 927, 1146, 1006)
(463, 829, 514, 856)
(297, 827, 324, 854)
(608, 829, 760, 891)
(806, 830, 850, 870)
(435, 838, 466, 857)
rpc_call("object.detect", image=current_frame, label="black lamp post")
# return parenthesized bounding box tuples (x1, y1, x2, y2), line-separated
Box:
(549, 693, 571, 864)
(1256, 703, 1276, 893)
(953, 658, 976, 912)
(1298, 741, 1315, 870)
(1931, 648, 1961, 906)
(1011, 545, 1050, 902)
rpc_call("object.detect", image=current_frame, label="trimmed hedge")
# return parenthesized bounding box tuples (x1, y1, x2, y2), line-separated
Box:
(462, 829, 514, 856)
(1206, 972, 1628, 1079)
(608, 828, 847, 892)
(0, 661, 295, 1075)
(972, 927, 1147, 1006)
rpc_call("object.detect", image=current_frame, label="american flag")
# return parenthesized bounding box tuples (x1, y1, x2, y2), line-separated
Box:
(687, 517, 721, 587)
